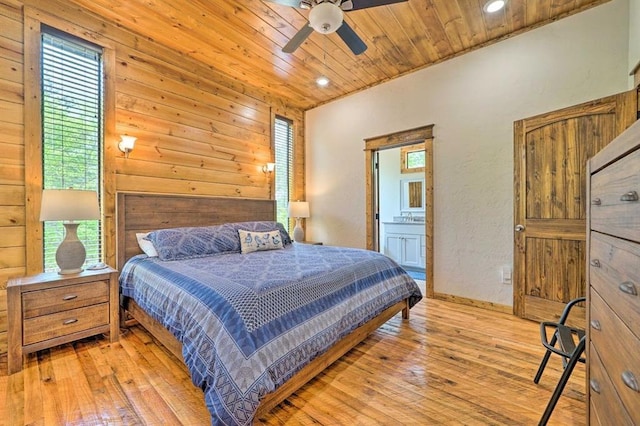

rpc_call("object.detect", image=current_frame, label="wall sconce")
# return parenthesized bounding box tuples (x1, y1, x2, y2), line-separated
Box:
(262, 162, 275, 174)
(118, 135, 137, 158)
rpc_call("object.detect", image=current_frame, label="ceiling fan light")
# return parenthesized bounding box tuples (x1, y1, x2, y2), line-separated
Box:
(483, 0, 506, 13)
(316, 75, 330, 86)
(309, 2, 344, 34)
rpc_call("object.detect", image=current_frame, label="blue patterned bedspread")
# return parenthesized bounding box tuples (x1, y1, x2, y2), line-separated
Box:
(120, 243, 422, 425)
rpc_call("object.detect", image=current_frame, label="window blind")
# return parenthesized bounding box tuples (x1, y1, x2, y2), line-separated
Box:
(274, 116, 294, 229)
(41, 30, 103, 272)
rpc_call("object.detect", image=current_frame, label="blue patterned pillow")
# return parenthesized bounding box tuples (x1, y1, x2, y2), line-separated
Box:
(148, 221, 291, 261)
(148, 224, 238, 261)
(238, 229, 284, 254)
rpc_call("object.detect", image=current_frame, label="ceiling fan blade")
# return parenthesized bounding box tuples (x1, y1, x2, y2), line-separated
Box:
(263, 0, 304, 8)
(283, 24, 315, 53)
(336, 21, 367, 55)
(349, 0, 407, 10)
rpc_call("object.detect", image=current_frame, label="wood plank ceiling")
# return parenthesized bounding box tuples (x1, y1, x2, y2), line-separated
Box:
(67, 0, 610, 110)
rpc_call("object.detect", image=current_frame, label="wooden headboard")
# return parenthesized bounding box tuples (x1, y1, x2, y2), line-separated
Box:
(116, 192, 276, 270)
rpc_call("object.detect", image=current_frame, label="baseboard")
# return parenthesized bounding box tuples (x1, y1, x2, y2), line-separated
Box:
(432, 292, 512, 314)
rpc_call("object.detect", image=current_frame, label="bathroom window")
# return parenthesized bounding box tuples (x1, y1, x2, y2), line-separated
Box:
(401, 142, 425, 174)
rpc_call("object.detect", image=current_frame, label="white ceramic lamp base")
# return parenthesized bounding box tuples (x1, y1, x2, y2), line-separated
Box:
(56, 222, 87, 274)
(292, 217, 305, 243)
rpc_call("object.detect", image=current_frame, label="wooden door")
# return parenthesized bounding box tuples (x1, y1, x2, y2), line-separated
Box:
(513, 90, 637, 320)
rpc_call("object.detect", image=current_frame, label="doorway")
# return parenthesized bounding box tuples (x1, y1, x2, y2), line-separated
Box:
(364, 125, 434, 297)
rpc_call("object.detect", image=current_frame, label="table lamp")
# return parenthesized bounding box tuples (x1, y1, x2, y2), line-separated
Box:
(288, 201, 310, 243)
(40, 189, 100, 274)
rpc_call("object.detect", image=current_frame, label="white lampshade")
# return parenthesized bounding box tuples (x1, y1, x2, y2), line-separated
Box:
(263, 162, 275, 173)
(119, 135, 137, 154)
(288, 201, 310, 218)
(40, 189, 100, 221)
(309, 2, 343, 34)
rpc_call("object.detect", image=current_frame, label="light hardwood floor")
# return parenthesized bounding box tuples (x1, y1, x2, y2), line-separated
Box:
(0, 295, 586, 425)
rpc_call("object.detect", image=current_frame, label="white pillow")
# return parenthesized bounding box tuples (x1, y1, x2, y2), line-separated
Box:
(136, 232, 159, 257)
(238, 229, 283, 254)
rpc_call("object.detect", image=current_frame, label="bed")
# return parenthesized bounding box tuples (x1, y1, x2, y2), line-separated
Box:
(116, 192, 422, 425)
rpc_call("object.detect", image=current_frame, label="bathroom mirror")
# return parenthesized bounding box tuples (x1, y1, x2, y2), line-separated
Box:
(401, 178, 425, 212)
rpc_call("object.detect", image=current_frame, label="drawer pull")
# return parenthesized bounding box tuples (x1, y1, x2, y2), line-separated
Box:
(618, 282, 638, 297)
(63, 318, 78, 325)
(590, 259, 601, 268)
(62, 294, 78, 301)
(622, 371, 640, 392)
(591, 198, 601, 206)
(620, 191, 639, 202)
(589, 379, 601, 394)
(590, 319, 601, 331)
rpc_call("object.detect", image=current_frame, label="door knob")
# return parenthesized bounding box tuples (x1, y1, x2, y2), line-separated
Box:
(515, 224, 525, 232)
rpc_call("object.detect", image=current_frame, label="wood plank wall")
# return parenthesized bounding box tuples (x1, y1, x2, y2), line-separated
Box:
(0, 0, 305, 354)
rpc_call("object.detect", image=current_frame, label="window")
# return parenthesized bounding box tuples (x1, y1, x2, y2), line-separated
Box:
(273, 116, 294, 228)
(400, 143, 426, 174)
(41, 29, 103, 272)
(406, 151, 425, 169)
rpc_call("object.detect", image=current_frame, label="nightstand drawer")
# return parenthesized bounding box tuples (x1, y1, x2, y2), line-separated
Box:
(22, 280, 110, 318)
(7, 267, 119, 375)
(23, 303, 109, 346)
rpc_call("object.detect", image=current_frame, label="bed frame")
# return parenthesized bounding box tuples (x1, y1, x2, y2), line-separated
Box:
(116, 192, 410, 418)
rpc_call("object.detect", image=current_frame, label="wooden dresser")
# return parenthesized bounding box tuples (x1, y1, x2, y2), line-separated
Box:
(7, 267, 119, 374)
(587, 118, 640, 424)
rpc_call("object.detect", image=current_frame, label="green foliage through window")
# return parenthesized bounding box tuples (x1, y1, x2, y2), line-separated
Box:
(406, 150, 425, 169)
(274, 116, 293, 230)
(42, 30, 103, 272)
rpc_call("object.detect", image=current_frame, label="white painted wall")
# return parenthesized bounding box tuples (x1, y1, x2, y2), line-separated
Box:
(378, 149, 400, 256)
(631, 0, 640, 79)
(304, 0, 631, 306)
(378, 148, 400, 225)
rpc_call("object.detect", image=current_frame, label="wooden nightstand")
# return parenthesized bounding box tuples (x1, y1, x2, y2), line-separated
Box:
(7, 267, 119, 374)
(300, 241, 323, 245)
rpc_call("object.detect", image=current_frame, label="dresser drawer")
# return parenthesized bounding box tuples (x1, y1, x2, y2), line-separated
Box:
(590, 290, 640, 420)
(590, 148, 640, 243)
(22, 280, 110, 318)
(590, 232, 640, 340)
(23, 303, 109, 346)
(589, 343, 634, 426)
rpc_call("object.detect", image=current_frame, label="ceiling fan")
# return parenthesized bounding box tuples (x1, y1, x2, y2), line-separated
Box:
(267, 0, 408, 55)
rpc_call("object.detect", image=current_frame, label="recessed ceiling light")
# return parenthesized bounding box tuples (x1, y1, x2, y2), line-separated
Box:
(316, 75, 330, 87)
(483, 0, 506, 13)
